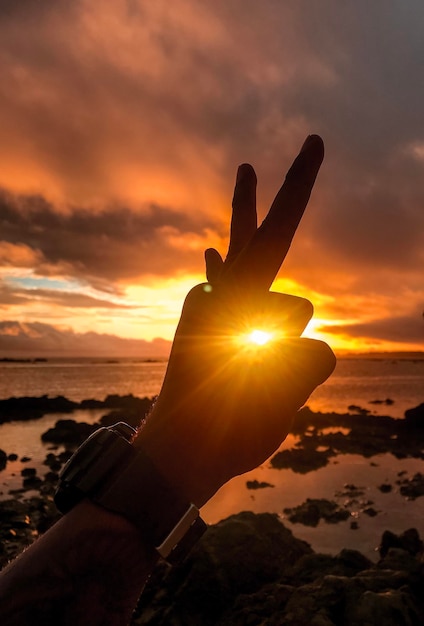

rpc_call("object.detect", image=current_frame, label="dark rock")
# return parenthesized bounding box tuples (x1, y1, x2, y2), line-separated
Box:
(246, 480, 274, 490)
(335, 484, 365, 499)
(99, 395, 154, 428)
(276, 575, 349, 625)
(348, 404, 371, 415)
(21, 467, 37, 477)
(377, 547, 422, 575)
(20, 456, 31, 462)
(345, 587, 422, 626)
(404, 403, 424, 427)
(4, 397, 424, 623)
(133, 512, 312, 625)
(398, 473, 424, 500)
(7, 453, 18, 461)
(42, 452, 62, 472)
(41, 419, 98, 445)
(8, 488, 25, 496)
(22, 475, 43, 489)
(39, 482, 57, 498)
(0, 394, 154, 426)
(283, 498, 350, 527)
(344, 483, 362, 492)
(221, 583, 296, 626)
(363, 507, 378, 517)
(350, 521, 359, 530)
(379, 528, 424, 558)
(369, 398, 394, 405)
(44, 471, 59, 484)
(0, 449, 6, 471)
(378, 483, 393, 493)
(283, 406, 424, 470)
(271, 447, 334, 473)
(290, 549, 372, 586)
(44, 472, 59, 485)
(2, 501, 424, 625)
(353, 568, 414, 592)
(0, 395, 78, 423)
(58, 450, 73, 463)
(0, 496, 60, 567)
(337, 548, 374, 575)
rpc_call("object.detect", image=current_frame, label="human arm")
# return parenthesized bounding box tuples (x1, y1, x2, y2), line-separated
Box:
(0, 135, 335, 625)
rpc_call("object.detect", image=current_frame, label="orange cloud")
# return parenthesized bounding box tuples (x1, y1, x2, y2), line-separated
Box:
(0, 1, 423, 353)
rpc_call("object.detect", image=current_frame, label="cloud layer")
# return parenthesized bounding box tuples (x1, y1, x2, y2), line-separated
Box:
(0, 321, 171, 357)
(0, 189, 221, 285)
(0, 0, 423, 352)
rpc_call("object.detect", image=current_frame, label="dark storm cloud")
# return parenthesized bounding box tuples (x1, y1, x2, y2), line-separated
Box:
(1, 0, 424, 279)
(0, 189, 219, 283)
(325, 313, 424, 345)
(271, 2, 424, 276)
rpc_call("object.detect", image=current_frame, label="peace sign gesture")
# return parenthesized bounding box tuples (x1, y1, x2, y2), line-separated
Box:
(138, 135, 336, 507)
(206, 134, 324, 292)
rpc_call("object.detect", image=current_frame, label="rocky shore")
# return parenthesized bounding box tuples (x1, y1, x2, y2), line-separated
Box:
(133, 512, 424, 625)
(0, 393, 153, 426)
(271, 403, 424, 473)
(1, 396, 424, 624)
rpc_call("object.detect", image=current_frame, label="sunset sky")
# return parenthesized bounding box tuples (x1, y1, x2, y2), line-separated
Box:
(0, 1, 423, 356)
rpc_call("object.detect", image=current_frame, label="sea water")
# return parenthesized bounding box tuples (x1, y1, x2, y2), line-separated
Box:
(0, 356, 423, 559)
(0, 356, 422, 417)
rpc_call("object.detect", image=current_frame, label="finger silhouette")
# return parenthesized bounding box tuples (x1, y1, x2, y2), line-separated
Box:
(223, 135, 324, 292)
(226, 163, 257, 263)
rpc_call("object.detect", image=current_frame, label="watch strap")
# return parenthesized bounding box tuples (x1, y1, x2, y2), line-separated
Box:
(91, 443, 207, 563)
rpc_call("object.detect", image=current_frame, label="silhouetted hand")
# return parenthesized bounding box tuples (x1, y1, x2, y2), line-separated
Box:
(138, 135, 336, 507)
(0, 135, 337, 626)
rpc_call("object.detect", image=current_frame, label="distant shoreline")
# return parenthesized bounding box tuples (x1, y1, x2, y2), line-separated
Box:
(0, 356, 169, 364)
(0, 351, 423, 362)
(0, 357, 48, 363)
(335, 350, 424, 360)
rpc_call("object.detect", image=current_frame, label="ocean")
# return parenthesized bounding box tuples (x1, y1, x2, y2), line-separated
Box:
(1, 355, 423, 560)
(0, 356, 422, 417)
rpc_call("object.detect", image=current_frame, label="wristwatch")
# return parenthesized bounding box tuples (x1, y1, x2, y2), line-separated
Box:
(54, 422, 207, 564)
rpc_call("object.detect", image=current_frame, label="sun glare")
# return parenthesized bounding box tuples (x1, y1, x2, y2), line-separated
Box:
(246, 329, 273, 346)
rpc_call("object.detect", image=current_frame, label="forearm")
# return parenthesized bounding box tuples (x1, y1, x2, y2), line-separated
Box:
(0, 500, 158, 626)
(0, 410, 208, 626)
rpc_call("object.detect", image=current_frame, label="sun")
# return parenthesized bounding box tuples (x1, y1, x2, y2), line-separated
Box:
(246, 329, 273, 346)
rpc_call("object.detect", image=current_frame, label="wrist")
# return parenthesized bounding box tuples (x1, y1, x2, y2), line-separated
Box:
(135, 404, 220, 508)
(54, 421, 208, 563)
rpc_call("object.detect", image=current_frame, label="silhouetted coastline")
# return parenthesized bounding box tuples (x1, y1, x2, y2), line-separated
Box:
(0, 357, 47, 363)
(1, 397, 424, 624)
(0, 393, 154, 426)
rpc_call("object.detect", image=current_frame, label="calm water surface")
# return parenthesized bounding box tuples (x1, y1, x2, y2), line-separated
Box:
(0, 357, 423, 417)
(1, 356, 423, 558)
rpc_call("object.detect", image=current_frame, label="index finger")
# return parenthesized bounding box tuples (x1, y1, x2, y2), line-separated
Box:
(224, 135, 324, 292)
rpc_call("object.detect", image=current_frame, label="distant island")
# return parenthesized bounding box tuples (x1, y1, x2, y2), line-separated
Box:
(0, 357, 48, 363)
(337, 350, 424, 360)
